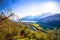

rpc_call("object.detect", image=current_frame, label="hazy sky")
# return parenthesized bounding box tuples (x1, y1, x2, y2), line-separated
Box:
(0, 0, 60, 18)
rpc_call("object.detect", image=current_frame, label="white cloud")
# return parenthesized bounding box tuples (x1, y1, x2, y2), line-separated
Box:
(12, 1, 60, 18)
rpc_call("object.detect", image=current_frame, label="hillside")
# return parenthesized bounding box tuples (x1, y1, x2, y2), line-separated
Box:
(37, 14, 60, 29)
(0, 14, 47, 40)
(0, 13, 60, 40)
(21, 13, 55, 21)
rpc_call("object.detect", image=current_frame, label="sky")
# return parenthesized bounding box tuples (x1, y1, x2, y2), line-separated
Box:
(0, 0, 60, 18)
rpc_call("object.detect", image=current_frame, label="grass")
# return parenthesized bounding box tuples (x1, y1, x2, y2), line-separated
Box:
(0, 16, 60, 40)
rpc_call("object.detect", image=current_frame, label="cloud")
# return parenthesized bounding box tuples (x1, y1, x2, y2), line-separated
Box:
(12, 1, 60, 18)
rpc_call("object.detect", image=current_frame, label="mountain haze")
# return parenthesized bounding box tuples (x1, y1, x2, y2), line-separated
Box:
(37, 14, 60, 29)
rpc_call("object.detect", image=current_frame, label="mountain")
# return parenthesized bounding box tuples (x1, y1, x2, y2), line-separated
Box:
(37, 14, 60, 29)
(21, 16, 34, 21)
(21, 13, 53, 21)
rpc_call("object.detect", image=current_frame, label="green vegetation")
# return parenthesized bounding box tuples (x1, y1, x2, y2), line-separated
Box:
(0, 13, 60, 40)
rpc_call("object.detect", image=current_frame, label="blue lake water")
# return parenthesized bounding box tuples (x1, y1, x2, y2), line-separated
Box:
(21, 20, 37, 23)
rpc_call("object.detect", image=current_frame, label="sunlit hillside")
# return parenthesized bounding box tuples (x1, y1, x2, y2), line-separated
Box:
(0, 12, 60, 40)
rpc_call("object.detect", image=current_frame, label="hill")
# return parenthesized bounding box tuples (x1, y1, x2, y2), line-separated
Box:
(37, 14, 60, 29)
(21, 13, 54, 21)
(0, 12, 60, 40)
(0, 13, 47, 40)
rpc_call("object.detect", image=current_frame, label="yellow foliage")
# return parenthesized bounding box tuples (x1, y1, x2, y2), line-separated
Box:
(0, 15, 60, 40)
(31, 23, 45, 31)
(32, 23, 40, 26)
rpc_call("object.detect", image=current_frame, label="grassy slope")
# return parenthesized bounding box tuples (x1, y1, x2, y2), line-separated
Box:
(0, 18, 60, 40)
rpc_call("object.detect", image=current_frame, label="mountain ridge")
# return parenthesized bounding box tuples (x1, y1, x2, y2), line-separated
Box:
(37, 14, 60, 29)
(21, 13, 59, 21)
